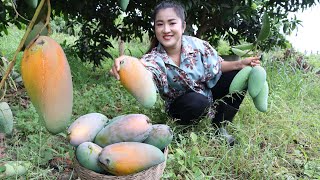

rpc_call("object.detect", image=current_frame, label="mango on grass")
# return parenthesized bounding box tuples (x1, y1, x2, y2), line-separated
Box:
(21, 36, 73, 134)
(119, 57, 157, 108)
(98, 142, 165, 176)
(76, 142, 105, 173)
(229, 66, 252, 93)
(0, 161, 31, 178)
(94, 114, 152, 147)
(0, 102, 13, 135)
(253, 82, 269, 112)
(248, 66, 267, 98)
(143, 124, 173, 150)
(67, 113, 109, 147)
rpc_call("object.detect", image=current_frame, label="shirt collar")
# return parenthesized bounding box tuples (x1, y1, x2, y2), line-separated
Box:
(181, 35, 195, 59)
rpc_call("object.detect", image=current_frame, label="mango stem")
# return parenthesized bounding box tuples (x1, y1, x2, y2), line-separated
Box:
(0, 0, 48, 91)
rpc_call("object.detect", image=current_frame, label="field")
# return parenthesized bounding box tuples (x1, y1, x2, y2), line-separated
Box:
(0, 26, 319, 179)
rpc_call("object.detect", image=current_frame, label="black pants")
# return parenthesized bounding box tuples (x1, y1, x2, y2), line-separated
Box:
(168, 70, 245, 126)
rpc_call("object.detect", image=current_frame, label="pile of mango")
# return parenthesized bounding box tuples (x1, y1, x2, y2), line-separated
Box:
(229, 66, 269, 112)
(67, 113, 173, 176)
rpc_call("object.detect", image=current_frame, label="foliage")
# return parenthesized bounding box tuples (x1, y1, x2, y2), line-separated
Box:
(1, 28, 320, 179)
(1, 0, 320, 67)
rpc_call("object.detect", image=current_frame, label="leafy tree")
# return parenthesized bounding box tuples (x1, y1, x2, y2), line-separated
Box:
(1, 0, 319, 67)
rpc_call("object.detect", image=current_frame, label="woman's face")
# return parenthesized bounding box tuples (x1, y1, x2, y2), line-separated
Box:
(154, 8, 185, 51)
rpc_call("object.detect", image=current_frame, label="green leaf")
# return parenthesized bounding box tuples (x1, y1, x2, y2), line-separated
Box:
(0, 166, 6, 173)
(190, 132, 198, 143)
(231, 48, 248, 57)
(176, 148, 185, 157)
(257, 13, 271, 42)
(232, 43, 254, 51)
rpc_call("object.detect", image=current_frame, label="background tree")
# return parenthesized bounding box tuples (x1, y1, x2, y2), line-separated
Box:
(1, 0, 319, 67)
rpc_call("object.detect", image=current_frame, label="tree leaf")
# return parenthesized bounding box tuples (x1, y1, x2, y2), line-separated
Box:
(231, 48, 248, 57)
(257, 12, 271, 42)
(232, 43, 254, 51)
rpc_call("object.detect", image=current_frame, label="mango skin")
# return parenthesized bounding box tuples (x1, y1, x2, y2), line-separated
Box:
(76, 142, 105, 173)
(21, 36, 73, 134)
(119, 57, 157, 108)
(94, 114, 152, 147)
(253, 82, 269, 112)
(248, 66, 267, 98)
(98, 142, 165, 176)
(67, 113, 109, 147)
(229, 66, 252, 93)
(0, 102, 14, 135)
(143, 124, 173, 150)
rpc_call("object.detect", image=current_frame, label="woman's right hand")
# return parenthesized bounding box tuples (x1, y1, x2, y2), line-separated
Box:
(109, 55, 132, 80)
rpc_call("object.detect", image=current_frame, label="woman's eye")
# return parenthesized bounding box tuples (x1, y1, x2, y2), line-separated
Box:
(170, 23, 176, 26)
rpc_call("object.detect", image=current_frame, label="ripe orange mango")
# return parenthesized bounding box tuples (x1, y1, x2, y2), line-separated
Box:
(119, 57, 157, 108)
(21, 36, 73, 134)
(98, 142, 165, 175)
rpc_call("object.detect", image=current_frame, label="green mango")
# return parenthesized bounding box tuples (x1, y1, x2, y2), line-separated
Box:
(248, 66, 267, 98)
(25, 0, 38, 9)
(143, 124, 173, 150)
(229, 66, 252, 93)
(76, 142, 105, 173)
(0, 161, 31, 178)
(0, 102, 13, 135)
(119, 0, 130, 11)
(253, 82, 269, 112)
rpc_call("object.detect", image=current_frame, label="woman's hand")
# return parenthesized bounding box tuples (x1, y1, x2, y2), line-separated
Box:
(240, 56, 261, 68)
(109, 55, 133, 80)
(221, 56, 261, 72)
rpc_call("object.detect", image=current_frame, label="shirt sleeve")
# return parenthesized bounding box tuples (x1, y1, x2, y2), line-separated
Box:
(140, 53, 166, 91)
(201, 41, 222, 88)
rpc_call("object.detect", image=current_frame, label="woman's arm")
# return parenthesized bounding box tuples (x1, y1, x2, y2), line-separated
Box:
(221, 56, 261, 72)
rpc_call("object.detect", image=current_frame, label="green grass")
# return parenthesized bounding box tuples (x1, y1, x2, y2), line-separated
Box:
(1, 27, 319, 179)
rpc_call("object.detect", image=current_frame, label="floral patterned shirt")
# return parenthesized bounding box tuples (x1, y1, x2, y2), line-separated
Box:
(141, 35, 223, 111)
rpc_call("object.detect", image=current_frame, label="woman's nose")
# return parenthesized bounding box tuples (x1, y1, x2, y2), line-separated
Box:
(163, 24, 170, 33)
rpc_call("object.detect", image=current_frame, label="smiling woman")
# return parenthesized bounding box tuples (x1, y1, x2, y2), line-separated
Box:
(287, 4, 320, 54)
(110, 0, 261, 146)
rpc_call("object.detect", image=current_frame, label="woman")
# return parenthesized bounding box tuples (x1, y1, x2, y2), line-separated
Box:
(110, 0, 260, 145)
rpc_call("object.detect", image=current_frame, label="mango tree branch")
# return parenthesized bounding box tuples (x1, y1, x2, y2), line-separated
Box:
(42, 0, 51, 34)
(0, 0, 48, 91)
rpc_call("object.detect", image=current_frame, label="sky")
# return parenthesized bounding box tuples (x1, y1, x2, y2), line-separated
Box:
(287, 3, 320, 54)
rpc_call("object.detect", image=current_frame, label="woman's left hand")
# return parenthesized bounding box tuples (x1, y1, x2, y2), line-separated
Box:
(241, 56, 261, 68)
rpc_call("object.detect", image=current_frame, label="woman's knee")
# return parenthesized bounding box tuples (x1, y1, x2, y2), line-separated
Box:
(169, 92, 210, 124)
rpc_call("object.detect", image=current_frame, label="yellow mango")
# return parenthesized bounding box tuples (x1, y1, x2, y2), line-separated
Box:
(119, 57, 157, 108)
(94, 114, 152, 147)
(21, 36, 73, 134)
(98, 142, 165, 175)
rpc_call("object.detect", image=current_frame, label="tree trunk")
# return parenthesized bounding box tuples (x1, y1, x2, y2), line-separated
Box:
(119, 38, 125, 56)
